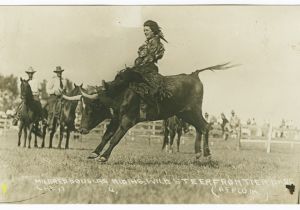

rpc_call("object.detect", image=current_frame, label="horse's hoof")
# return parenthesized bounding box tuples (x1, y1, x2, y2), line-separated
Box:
(87, 152, 99, 159)
(98, 157, 108, 163)
(195, 153, 202, 159)
(65, 147, 69, 150)
(28, 146, 31, 149)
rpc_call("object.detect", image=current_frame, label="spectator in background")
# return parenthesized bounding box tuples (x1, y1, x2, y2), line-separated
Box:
(221, 113, 229, 140)
(279, 119, 286, 138)
(229, 110, 241, 138)
(204, 112, 209, 122)
(251, 118, 256, 125)
(247, 118, 251, 125)
(46, 66, 67, 130)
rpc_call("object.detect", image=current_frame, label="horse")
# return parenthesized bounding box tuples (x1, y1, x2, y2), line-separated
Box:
(45, 84, 82, 149)
(162, 116, 189, 153)
(77, 63, 235, 162)
(18, 78, 44, 148)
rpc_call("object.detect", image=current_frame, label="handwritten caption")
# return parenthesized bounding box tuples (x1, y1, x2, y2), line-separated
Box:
(34, 177, 293, 197)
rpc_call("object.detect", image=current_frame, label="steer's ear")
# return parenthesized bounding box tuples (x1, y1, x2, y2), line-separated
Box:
(20, 77, 23, 82)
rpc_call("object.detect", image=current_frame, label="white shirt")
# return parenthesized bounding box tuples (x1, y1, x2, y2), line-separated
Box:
(230, 115, 241, 128)
(28, 78, 40, 96)
(21, 74, 40, 96)
(47, 75, 67, 95)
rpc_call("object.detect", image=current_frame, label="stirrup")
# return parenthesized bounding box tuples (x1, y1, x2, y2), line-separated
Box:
(139, 101, 147, 120)
(140, 109, 147, 120)
(109, 108, 114, 116)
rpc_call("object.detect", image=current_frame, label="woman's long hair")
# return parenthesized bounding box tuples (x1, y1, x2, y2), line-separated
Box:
(144, 20, 168, 43)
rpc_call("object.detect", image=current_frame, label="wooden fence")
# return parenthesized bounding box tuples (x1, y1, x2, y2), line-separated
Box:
(88, 120, 196, 144)
(238, 124, 300, 153)
(0, 118, 11, 136)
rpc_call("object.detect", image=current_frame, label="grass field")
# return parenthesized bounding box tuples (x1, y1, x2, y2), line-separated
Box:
(0, 129, 299, 204)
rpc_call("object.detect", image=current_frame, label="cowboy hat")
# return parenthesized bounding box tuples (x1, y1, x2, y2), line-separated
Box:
(25, 66, 36, 74)
(54, 66, 64, 73)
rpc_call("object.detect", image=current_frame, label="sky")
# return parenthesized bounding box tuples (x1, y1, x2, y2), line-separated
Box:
(0, 5, 300, 126)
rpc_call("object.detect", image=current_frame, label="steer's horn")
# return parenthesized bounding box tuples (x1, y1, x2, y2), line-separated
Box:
(62, 94, 82, 101)
(80, 89, 99, 100)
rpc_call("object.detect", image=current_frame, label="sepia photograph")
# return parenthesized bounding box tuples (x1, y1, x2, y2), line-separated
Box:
(0, 2, 299, 204)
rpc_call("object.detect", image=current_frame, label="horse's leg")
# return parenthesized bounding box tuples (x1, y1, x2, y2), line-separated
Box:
(41, 124, 47, 148)
(99, 115, 134, 162)
(18, 121, 24, 146)
(65, 129, 70, 149)
(177, 128, 182, 152)
(162, 128, 169, 152)
(49, 118, 57, 148)
(88, 118, 119, 159)
(34, 123, 38, 148)
(58, 124, 63, 149)
(28, 124, 34, 149)
(169, 129, 176, 153)
(23, 126, 28, 148)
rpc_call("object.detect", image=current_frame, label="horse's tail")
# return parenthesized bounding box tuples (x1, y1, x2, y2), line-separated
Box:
(191, 62, 240, 76)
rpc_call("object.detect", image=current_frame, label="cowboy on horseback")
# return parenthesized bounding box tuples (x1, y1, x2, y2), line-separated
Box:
(46, 66, 67, 130)
(102, 20, 168, 120)
(13, 67, 43, 126)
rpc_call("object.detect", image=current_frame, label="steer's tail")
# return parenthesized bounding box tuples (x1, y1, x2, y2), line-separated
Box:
(191, 62, 240, 76)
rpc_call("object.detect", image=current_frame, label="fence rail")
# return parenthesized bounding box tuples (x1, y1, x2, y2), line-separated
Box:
(0, 118, 11, 136)
(239, 124, 300, 153)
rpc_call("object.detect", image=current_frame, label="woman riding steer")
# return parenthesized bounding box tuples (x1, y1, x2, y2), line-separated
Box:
(102, 20, 169, 120)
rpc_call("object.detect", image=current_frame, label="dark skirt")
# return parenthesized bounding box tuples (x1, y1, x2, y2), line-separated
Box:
(129, 63, 172, 102)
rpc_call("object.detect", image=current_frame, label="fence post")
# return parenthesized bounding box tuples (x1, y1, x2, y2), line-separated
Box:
(236, 125, 241, 151)
(267, 123, 272, 153)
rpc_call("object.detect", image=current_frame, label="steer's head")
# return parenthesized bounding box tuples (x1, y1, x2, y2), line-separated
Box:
(79, 87, 112, 134)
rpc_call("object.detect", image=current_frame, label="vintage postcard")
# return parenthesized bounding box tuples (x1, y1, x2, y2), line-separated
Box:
(0, 3, 299, 204)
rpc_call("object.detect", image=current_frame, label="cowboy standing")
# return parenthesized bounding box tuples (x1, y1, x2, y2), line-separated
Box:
(229, 110, 241, 137)
(221, 113, 230, 140)
(12, 67, 41, 125)
(46, 66, 67, 129)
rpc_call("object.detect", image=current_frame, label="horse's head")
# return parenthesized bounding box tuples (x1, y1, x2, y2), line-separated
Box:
(20, 78, 33, 102)
(68, 83, 83, 97)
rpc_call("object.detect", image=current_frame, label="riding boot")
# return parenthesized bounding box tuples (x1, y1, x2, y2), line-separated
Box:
(12, 114, 19, 126)
(156, 99, 161, 116)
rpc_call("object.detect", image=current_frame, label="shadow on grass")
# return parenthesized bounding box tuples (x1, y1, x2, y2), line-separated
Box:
(44, 147, 92, 151)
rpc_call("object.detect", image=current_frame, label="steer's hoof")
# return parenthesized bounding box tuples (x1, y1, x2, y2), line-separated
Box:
(195, 152, 202, 159)
(87, 152, 99, 159)
(98, 156, 108, 163)
(203, 154, 212, 161)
